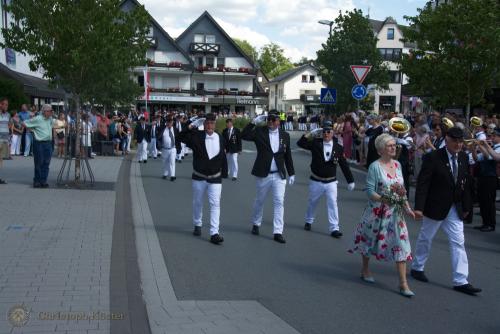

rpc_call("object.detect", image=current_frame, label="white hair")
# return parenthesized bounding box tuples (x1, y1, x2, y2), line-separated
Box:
(375, 133, 395, 153)
(41, 104, 52, 112)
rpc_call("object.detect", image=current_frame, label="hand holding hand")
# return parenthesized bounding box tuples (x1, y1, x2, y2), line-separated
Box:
(404, 206, 416, 220)
(414, 210, 423, 220)
(347, 182, 355, 191)
(288, 175, 295, 185)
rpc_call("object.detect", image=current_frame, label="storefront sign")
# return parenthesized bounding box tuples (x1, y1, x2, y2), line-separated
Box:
(236, 99, 259, 105)
(143, 95, 207, 103)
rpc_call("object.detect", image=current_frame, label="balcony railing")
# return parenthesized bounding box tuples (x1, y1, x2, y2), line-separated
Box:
(195, 65, 256, 75)
(190, 42, 220, 54)
(147, 87, 268, 98)
(145, 60, 192, 70)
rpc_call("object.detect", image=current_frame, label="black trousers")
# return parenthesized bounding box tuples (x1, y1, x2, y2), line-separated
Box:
(478, 176, 497, 227)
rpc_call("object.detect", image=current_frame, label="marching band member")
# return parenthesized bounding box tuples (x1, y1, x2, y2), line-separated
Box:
(134, 116, 150, 163)
(411, 127, 482, 296)
(222, 118, 242, 181)
(297, 121, 355, 238)
(179, 113, 228, 245)
(241, 111, 295, 244)
(158, 117, 178, 181)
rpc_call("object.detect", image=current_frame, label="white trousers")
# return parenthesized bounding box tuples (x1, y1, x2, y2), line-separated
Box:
(136, 140, 148, 161)
(226, 153, 239, 178)
(192, 180, 222, 236)
(305, 180, 340, 232)
(127, 134, 131, 152)
(412, 206, 469, 286)
(10, 134, 21, 155)
(148, 138, 158, 158)
(177, 143, 186, 160)
(162, 148, 176, 177)
(251, 174, 286, 234)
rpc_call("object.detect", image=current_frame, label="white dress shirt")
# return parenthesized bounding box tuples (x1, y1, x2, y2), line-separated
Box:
(205, 132, 220, 160)
(323, 140, 333, 161)
(475, 131, 487, 140)
(269, 128, 279, 172)
(162, 127, 175, 149)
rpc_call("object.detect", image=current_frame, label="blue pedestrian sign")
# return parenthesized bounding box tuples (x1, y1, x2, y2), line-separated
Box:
(351, 84, 367, 100)
(320, 88, 337, 104)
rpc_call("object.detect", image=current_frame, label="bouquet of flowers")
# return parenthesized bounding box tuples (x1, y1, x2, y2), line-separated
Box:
(380, 183, 407, 211)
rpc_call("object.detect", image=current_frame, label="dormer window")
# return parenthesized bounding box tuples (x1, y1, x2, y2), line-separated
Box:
(387, 28, 394, 40)
(205, 35, 215, 43)
(194, 34, 204, 43)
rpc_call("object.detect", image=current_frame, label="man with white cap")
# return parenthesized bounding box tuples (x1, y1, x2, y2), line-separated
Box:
(297, 121, 355, 238)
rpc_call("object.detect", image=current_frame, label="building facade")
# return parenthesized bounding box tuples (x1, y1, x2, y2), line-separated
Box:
(267, 64, 326, 115)
(121, 1, 267, 116)
(369, 17, 414, 114)
(0, 1, 66, 109)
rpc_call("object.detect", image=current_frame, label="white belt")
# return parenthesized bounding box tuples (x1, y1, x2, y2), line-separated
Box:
(193, 171, 221, 179)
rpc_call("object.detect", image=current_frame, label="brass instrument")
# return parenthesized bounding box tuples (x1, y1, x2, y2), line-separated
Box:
(463, 139, 492, 145)
(388, 117, 412, 159)
(441, 117, 454, 129)
(470, 116, 483, 128)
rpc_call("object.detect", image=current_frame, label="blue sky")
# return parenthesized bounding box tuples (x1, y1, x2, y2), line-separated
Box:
(141, 0, 429, 61)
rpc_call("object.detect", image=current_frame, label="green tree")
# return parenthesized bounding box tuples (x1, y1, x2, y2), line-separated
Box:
(258, 43, 295, 78)
(0, 77, 29, 111)
(1, 0, 150, 181)
(233, 38, 258, 63)
(401, 0, 500, 124)
(293, 57, 315, 67)
(316, 9, 389, 113)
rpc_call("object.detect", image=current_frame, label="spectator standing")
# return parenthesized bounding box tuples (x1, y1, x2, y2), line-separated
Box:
(10, 111, 23, 156)
(0, 97, 10, 184)
(54, 113, 66, 158)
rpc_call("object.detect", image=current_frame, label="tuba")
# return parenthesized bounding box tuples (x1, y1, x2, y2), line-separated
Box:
(441, 117, 454, 130)
(389, 117, 412, 159)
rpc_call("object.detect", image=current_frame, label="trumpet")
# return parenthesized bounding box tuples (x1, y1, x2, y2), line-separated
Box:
(463, 138, 492, 145)
(388, 117, 411, 134)
(441, 117, 454, 129)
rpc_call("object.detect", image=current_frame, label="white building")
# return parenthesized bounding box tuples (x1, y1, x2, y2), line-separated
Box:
(267, 64, 327, 115)
(0, 2, 65, 108)
(120, 1, 267, 116)
(369, 17, 415, 113)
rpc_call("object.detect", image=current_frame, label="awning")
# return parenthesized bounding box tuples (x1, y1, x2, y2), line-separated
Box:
(0, 63, 66, 100)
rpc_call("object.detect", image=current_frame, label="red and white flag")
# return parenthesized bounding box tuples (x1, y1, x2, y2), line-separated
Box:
(143, 66, 150, 101)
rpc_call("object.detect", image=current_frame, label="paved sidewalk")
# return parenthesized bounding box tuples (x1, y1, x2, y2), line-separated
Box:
(0, 156, 122, 334)
(131, 162, 301, 334)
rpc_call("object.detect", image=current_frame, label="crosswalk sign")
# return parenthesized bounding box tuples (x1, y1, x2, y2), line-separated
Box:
(320, 88, 336, 104)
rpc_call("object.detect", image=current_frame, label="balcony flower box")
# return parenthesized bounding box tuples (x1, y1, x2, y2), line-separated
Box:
(217, 65, 225, 72)
(168, 61, 183, 68)
(238, 67, 250, 73)
(238, 90, 250, 96)
(217, 89, 229, 96)
(167, 87, 181, 93)
(147, 59, 155, 66)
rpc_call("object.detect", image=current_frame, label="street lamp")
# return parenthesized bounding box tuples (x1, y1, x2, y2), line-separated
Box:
(318, 20, 334, 37)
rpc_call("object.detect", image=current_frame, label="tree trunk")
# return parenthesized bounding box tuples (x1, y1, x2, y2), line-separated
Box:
(74, 96, 81, 182)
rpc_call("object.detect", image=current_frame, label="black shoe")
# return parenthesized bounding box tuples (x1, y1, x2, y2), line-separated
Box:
(193, 226, 201, 236)
(33, 182, 41, 188)
(170, 177, 176, 182)
(453, 283, 482, 295)
(0, 179, 6, 184)
(473, 225, 486, 230)
(162, 176, 167, 180)
(210, 234, 224, 245)
(153, 157, 157, 160)
(143, 160, 147, 164)
(410, 269, 429, 282)
(479, 225, 495, 232)
(273, 234, 286, 244)
(330, 230, 343, 238)
(232, 177, 237, 181)
(251, 225, 259, 235)
(138, 160, 142, 163)
(41, 183, 49, 188)
(304, 223, 311, 231)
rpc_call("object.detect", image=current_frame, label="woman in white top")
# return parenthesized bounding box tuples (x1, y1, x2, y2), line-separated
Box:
(54, 113, 66, 158)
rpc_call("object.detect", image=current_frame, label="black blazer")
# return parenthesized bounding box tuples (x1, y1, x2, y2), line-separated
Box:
(415, 147, 472, 220)
(179, 129, 228, 184)
(156, 124, 180, 151)
(297, 136, 354, 183)
(222, 127, 242, 153)
(241, 123, 294, 179)
(134, 123, 151, 143)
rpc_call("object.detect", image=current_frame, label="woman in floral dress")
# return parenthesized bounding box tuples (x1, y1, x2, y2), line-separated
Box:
(349, 133, 416, 297)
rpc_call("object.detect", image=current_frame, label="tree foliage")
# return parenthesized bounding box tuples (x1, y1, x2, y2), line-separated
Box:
(258, 43, 295, 79)
(316, 9, 389, 112)
(1, 0, 150, 103)
(294, 57, 315, 67)
(401, 0, 500, 121)
(0, 77, 29, 111)
(233, 38, 258, 63)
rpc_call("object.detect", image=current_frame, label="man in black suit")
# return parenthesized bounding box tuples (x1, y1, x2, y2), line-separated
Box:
(222, 118, 242, 181)
(179, 113, 227, 245)
(241, 112, 295, 244)
(134, 116, 150, 163)
(297, 121, 355, 238)
(411, 127, 481, 295)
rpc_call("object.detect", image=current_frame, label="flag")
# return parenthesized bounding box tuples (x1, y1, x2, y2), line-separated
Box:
(143, 65, 150, 101)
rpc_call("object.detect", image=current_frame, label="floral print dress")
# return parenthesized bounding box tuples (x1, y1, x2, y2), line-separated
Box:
(348, 160, 412, 262)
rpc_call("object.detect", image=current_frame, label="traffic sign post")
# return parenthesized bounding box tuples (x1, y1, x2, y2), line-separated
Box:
(320, 88, 337, 104)
(350, 65, 372, 84)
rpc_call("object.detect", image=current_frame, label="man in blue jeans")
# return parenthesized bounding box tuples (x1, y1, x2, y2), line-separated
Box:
(23, 104, 55, 188)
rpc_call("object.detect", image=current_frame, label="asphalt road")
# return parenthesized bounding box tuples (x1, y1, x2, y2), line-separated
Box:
(141, 132, 500, 334)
